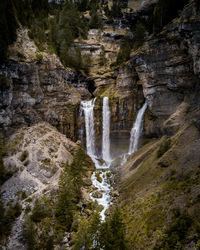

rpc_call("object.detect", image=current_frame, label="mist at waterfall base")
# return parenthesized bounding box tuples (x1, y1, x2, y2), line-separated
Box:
(80, 98, 147, 220)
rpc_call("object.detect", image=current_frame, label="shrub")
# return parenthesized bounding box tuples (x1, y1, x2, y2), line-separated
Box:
(17, 52, 26, 61)
(20, 151, 28, 162)
(0, 201, 22, 239)
(116, 36, 132, 65)
(36, 53, 43, 63)
(154, 211, 192, 249)
(133, 21, 146, 49)
(157, 139, 171, 158)
(30, 199, 47, 223)
(23, 217, 37, 250)
(0, 133, 12, 185)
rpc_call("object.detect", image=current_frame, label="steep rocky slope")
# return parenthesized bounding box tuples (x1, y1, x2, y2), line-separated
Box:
(0, 30, 91, 140)
(1, 122, 77, 249)
(118, 119, 200, 249)
(1, 122, 94, 249)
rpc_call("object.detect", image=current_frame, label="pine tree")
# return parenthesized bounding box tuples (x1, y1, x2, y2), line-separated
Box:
(133, 21, 146, 49)
(72, 209, 101, 250)
(99, 45, 107, 66)
(56, 163, 77, 230)
(100, 207, 127, 250)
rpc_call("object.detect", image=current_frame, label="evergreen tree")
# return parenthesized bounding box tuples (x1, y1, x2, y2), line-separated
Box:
(23, 217, 37, 250)
(89, 10, 103, 29)
(111, 1, 123, 18)
(55, 148, 92, 230)
(100, 207, 127, 250)
(133, 21, 146, 49)
(56, 163, 77, 230)
(99, 45, 107, 66)
(72, 208, 101, 250)
(116, 36, 132, 65)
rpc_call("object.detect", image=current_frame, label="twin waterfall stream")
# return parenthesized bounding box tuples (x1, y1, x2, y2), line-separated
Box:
(80, 98, 147, 220)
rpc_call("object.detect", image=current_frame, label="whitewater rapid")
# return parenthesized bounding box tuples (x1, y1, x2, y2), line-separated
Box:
(80, 97, 112, 220)
(80, 98, 147, 220)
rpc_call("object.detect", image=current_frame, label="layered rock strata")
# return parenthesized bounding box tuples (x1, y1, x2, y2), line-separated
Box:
(0, 30, 91, 140)
(130, 1, 200, 136)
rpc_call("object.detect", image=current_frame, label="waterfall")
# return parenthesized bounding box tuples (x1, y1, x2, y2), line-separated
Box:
(102, 97, 111, 163)
(128, 102, 147, 154)
(80, 97, 112, 220)
(80, 99, 96, 159)
(80, 97, 147, 220)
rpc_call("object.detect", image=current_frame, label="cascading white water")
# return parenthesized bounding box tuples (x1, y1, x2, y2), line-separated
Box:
(81, 98, 147, 220)
(128, 102, 147, 154)
(81, 98, 112, 220)
(80, 99, 96, 158)
(102, 97, 111, 163)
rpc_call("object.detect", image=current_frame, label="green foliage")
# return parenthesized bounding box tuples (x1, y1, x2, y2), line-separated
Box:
(30, 199, 48, 223)
(61, 46, 91, 73)
(0, 200, 22, 241)
(36, 53, 43, 63)
(48, 2, 90, 72)
(72, 210, 101, 250)
(89, 11, 103, 29)
(95, 172, 103, 183)
(115, 36, 132, 66)
(100, 207, 127, 250)
(99, 45, 107, 66)
(20, 151, 28, 162)
(154, 211, 192, 249)
(55, 162, 77, 230)
(0, 133, 12, 185)
(110, 1, 123, 19)
(157, 139, 171, 158)
(56, 148, 90, 230)
(23, 217, 37, 250)
(72, 206, 127, 250)
(133, 22, 146, 49)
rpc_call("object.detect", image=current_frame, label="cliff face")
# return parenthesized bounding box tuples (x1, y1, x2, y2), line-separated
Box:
(1, 2, 199, 144)
(130, 1, 200, 136)
(0, 30, 91, 140)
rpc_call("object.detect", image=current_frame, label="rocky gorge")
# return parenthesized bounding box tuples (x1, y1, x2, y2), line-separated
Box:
(0, 0, 200, 249)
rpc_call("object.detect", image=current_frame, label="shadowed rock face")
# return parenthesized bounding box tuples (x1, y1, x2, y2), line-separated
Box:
(0, 59, 91, 139)
(130, 1, 200, 136)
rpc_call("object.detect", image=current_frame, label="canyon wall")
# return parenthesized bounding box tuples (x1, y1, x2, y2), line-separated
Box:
(1, 1, 200, 144)
(0, 56, 92, 140)
(131, 1, 200, 136)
